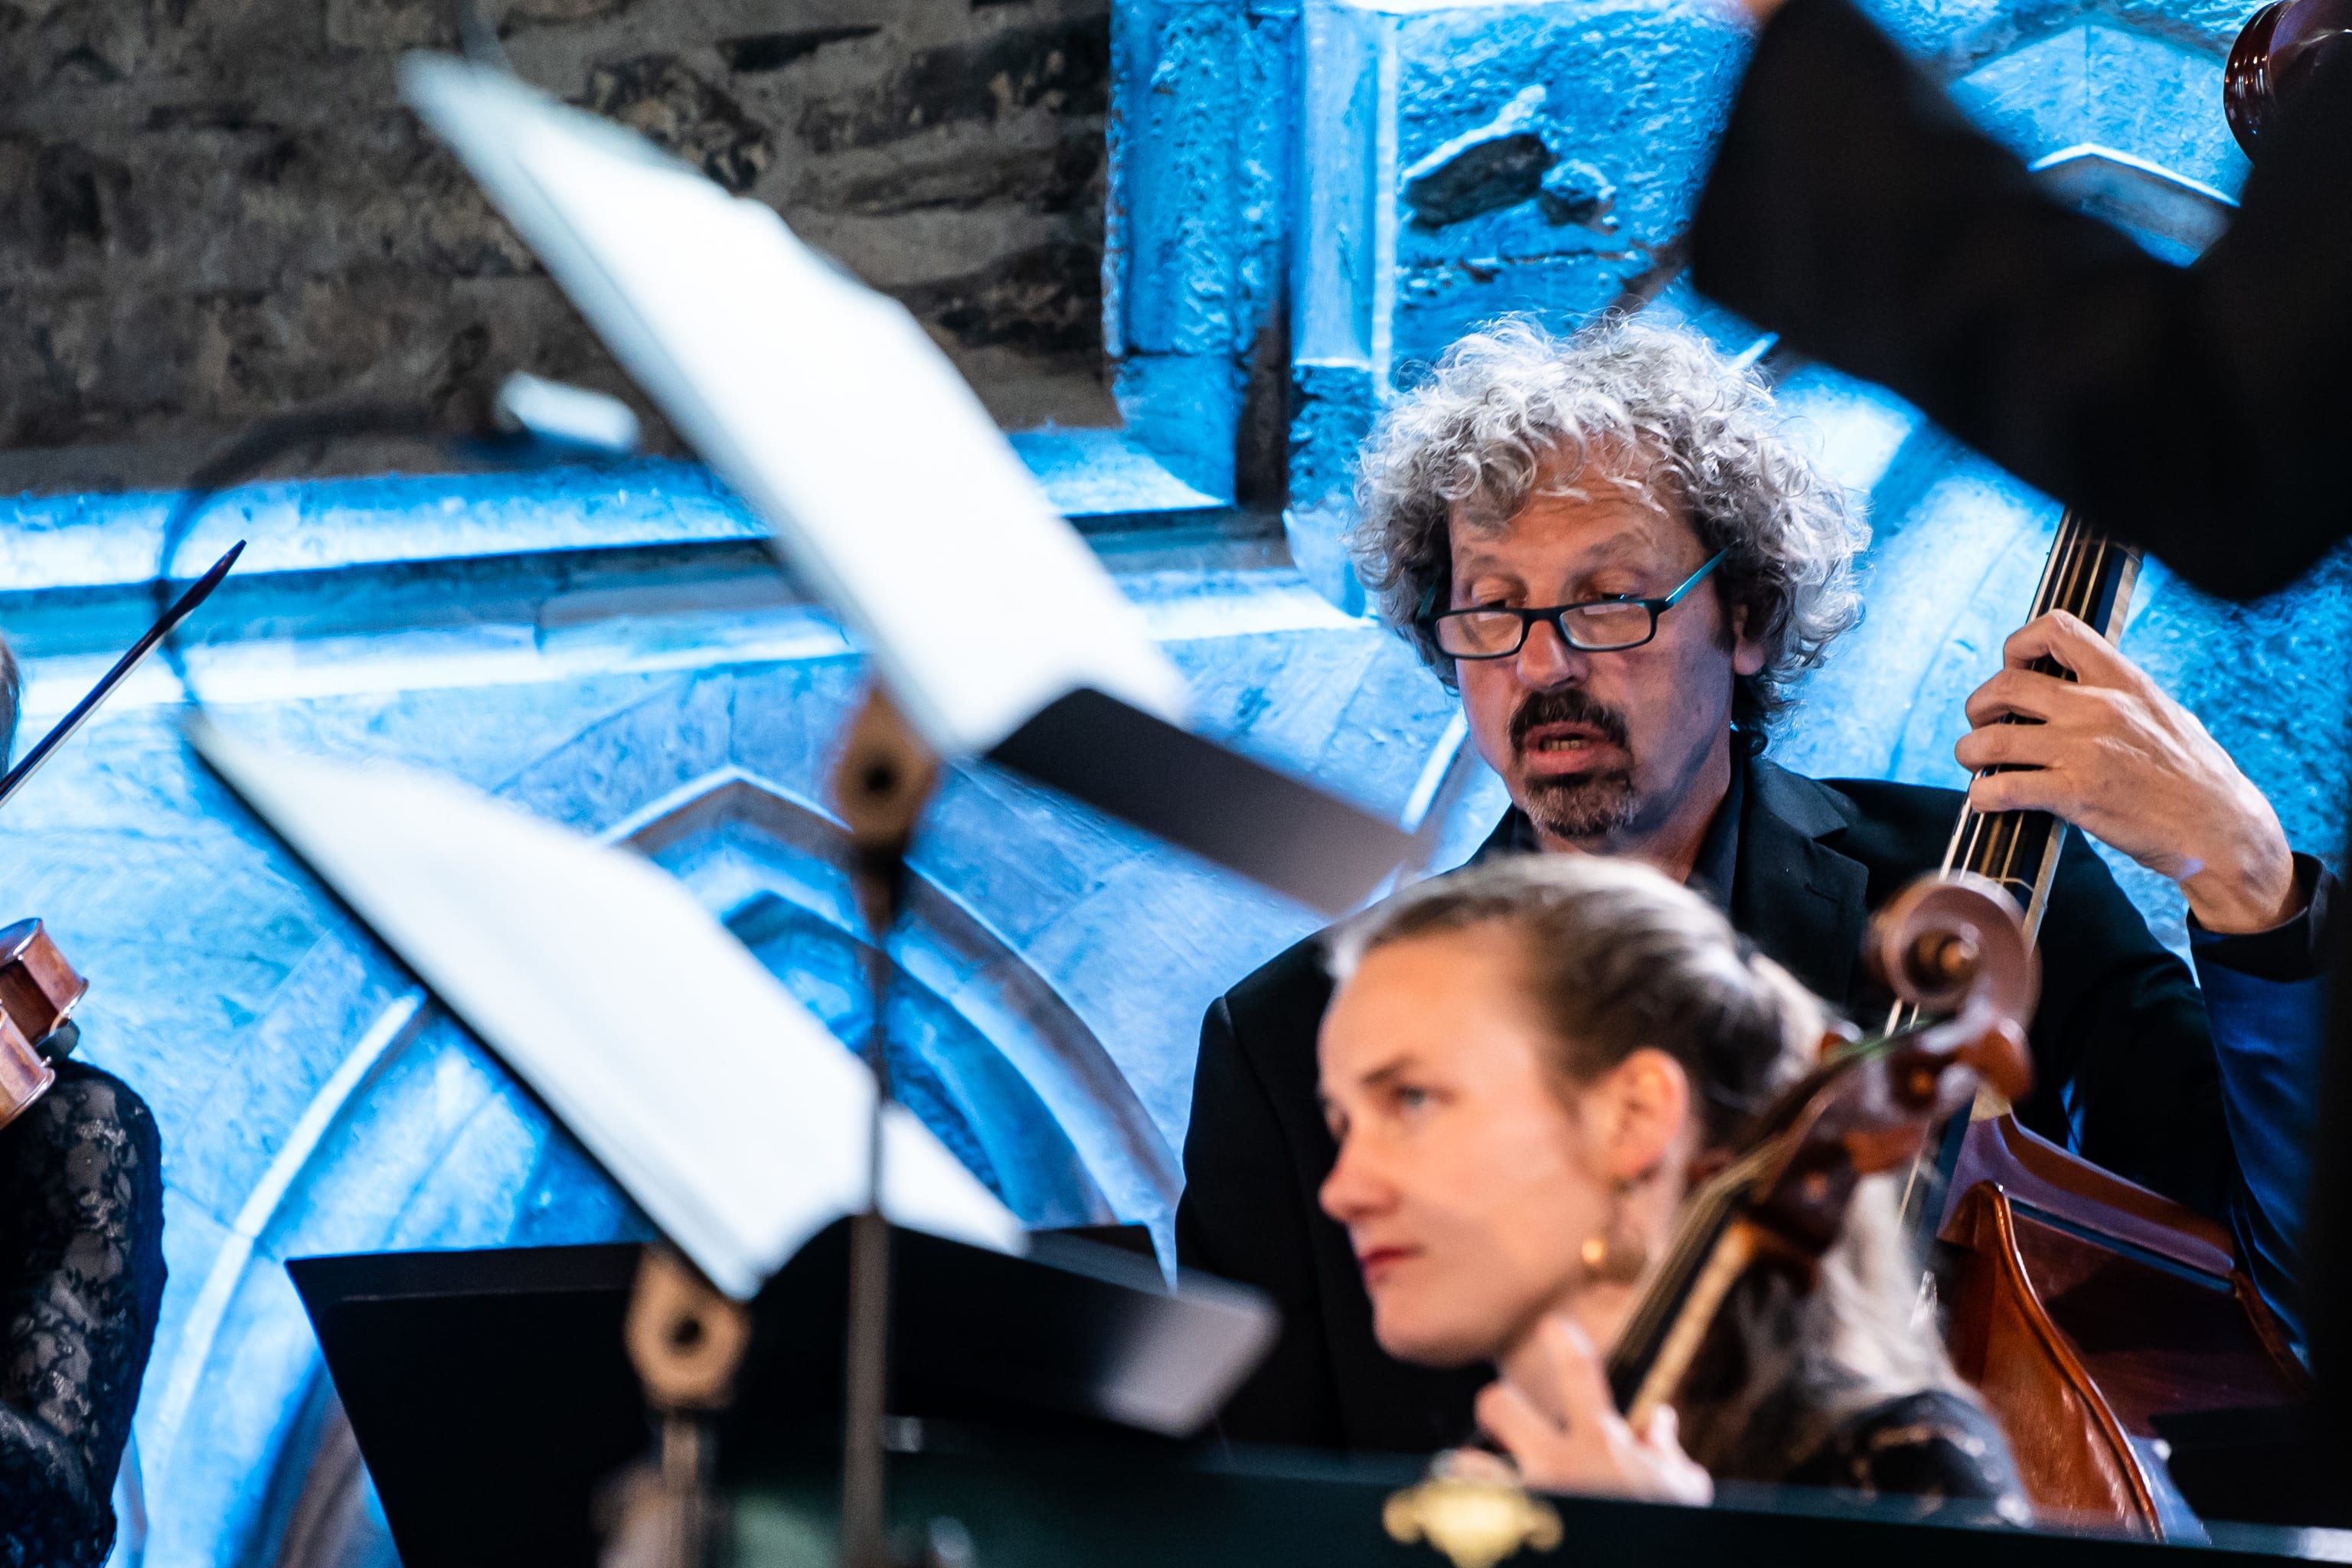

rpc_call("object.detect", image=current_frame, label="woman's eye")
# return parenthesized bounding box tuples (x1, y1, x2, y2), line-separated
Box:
(1395, 1084, 1432, 1113)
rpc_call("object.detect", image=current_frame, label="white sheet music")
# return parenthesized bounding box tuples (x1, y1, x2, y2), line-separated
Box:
(399, 56, 1187, 760)
(191, 719, 1023, 1300)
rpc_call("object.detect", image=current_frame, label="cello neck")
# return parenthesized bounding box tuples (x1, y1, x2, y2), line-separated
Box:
(1603, 1145, 1775, 1414)
(1937, 509, 2142, 942)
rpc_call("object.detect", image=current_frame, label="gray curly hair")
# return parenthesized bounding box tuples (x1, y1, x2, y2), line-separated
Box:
(1348, 315, 1867, 737)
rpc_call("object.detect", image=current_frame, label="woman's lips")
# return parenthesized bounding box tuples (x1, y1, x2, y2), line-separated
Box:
(1355, 1244, 1418, 1286)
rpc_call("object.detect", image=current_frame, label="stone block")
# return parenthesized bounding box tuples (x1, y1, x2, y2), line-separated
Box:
(583, 54, 773, 194)
(895, 239, 1106, 358)
(797, 15, 1111, 154)
(717, 26, 884, 77)
(1297, 0, 1745, 382)
(0, 0, 1118, 473)
(1286, 0, 1746, 591)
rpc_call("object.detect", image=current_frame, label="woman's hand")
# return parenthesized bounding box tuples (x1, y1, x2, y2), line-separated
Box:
(1475, 1316, 1713, 1504)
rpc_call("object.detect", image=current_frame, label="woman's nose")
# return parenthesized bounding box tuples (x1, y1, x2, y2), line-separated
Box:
(1320, 1136, 1388, 1223)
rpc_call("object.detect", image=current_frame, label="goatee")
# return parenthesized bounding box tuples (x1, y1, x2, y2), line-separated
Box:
(1511, 688, 1639, 841)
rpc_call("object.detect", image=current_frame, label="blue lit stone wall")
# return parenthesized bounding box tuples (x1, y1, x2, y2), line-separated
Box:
(0, 466, 1499, 1567)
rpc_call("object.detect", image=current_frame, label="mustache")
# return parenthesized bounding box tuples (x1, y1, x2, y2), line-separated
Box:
(1509, 687, 1630, 753)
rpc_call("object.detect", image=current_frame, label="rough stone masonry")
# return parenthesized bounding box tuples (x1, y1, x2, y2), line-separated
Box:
(0, 0, 1116, 491)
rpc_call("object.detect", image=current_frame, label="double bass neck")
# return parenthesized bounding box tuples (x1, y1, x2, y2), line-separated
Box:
(1938, 509, 2143, 939)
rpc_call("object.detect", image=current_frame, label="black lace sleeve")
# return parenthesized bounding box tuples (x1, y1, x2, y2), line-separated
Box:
(1783, 1389, 2029, 1520)
(0, 1060, 168, 1568)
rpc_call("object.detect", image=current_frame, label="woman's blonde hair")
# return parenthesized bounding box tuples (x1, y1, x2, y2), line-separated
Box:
(1328, 854, 1969, 1475)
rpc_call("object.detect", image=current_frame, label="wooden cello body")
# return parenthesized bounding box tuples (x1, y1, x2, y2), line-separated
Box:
(1919, 507, 2311, 1536)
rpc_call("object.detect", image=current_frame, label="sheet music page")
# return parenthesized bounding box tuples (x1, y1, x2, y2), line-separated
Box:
(399, 57, 1187, 760)
(191, 719, 1024, 1300)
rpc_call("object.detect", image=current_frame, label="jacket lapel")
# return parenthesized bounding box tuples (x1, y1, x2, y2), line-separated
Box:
(1734, 759, 1871, 1007)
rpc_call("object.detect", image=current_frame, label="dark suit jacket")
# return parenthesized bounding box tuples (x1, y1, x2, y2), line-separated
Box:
(1689, 0, 2352, 603)
(1176, 758, 2234, 1452)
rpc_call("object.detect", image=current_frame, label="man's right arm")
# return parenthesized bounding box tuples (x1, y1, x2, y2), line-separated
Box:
(1691, 0, 2352, 603)
(1176, 994, 1346, 1449)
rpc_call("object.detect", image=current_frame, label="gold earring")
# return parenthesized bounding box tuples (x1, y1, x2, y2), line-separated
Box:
(1579, 1178, 1648, 1285)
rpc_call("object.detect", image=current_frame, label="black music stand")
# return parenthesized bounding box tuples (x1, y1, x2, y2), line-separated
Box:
(291, 1223, 1270, 1568)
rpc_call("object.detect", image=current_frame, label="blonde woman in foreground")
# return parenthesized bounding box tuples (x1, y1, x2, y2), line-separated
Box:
(1317, 855, 2025, 1511)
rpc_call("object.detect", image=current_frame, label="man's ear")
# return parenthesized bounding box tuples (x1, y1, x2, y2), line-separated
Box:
(1729, 601, 1768, 678)
(1592, 1047, 1691, 1181)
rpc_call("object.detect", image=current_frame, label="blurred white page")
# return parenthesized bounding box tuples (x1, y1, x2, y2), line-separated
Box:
(399, 56, 1187, 759)
(190, 718, 1023, 1300)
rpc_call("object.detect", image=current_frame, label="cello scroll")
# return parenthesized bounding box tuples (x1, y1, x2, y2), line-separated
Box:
(1609, 873, 2037, 1426)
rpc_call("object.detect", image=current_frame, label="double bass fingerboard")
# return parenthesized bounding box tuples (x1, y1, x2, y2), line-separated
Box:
(1891, 509, 2138, 1226)
(1932, 508, 2142, 955)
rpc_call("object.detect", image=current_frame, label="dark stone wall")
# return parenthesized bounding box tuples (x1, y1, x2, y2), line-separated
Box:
(0, 0, 1115, 490)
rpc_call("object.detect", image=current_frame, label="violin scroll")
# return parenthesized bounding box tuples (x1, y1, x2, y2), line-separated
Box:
(0, 920, 89, 1133)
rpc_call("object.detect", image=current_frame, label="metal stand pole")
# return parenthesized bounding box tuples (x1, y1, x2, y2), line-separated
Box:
(830, 689, 939, 1568)
(620, 1249, 750, 1568)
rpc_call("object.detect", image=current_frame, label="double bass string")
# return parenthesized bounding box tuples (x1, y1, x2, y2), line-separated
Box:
(1945, 514, 2056, 910)
(1895, 509, 2096, 1213)
(1961, 509, 2106, 909)
(1980, 514, 2086, 895)
(1951, 512, 2070, 889)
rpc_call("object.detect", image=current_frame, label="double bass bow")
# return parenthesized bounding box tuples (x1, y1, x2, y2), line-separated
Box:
(0, 542, 245, 1132)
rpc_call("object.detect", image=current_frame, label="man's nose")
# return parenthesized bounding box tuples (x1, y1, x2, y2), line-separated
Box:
(1513, 614, 1589, 690)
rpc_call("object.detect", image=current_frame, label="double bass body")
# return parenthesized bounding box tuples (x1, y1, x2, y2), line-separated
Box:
(1936, 1116, 2309, 1535)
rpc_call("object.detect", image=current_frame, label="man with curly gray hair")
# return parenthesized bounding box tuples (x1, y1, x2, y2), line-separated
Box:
(1349, 315, 1864, 857)
(1179, 314, 2318, 1457)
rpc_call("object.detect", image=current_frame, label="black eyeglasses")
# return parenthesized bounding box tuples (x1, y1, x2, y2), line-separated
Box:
(1421, 549, 1730, 659)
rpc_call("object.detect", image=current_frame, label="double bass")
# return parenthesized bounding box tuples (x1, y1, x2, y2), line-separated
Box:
(1905, 510, 2308, 1536)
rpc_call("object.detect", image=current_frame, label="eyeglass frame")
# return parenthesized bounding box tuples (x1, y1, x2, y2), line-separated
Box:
(1418, 548, 1732, 660)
